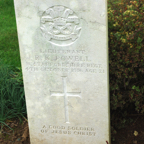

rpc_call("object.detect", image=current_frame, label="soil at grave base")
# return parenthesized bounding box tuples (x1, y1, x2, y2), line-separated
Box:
(0, 116, 144, 144)
(0, 118, 30, 144)
(112, 115, 144, 144)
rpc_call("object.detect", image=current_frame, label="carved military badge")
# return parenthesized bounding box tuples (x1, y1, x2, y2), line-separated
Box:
(40, 6, 82, 46)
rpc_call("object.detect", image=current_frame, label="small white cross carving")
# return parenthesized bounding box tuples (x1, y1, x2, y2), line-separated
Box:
(50, 77, 81, 123)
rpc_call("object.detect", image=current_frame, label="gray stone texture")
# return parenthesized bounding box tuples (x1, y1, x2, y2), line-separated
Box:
(14, 0, 110, 143)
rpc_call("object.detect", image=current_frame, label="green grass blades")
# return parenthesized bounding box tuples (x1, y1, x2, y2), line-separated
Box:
(0, 0, 25, 130)
(0, 65, 26, 128)
(0, 0, 21, 67)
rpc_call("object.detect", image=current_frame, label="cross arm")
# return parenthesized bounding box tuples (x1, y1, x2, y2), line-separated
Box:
(50, 91, 64, 97)
(67, 92, 81, 98)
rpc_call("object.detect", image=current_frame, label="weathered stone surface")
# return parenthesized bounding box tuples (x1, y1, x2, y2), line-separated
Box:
(14, 0, 110, 143)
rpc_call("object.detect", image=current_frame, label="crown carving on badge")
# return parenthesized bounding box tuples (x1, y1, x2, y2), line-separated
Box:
(41, 6, 79, 25)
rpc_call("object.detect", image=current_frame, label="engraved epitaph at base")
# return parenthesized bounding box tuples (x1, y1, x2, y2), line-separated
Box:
(14, 0, 110, 143)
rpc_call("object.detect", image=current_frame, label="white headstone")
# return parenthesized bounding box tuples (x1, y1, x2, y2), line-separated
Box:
(14, 0, 110, 143)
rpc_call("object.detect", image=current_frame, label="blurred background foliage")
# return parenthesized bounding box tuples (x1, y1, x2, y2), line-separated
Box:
(108, 0, 144, 131)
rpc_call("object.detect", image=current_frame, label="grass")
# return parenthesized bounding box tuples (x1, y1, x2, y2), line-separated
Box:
(0, 0, 21, 67)
(0, 0, 25, 129)
(0, 65, 26, 128)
